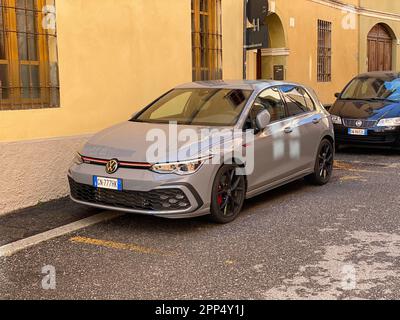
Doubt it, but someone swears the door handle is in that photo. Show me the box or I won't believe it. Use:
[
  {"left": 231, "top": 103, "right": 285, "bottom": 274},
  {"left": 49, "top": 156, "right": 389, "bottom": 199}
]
[
  {"left": 284, "top": 127, "right": 293, "bottom": 134},
  {"left": 312, "top": 118, "right": 321, "bottom": 124}
]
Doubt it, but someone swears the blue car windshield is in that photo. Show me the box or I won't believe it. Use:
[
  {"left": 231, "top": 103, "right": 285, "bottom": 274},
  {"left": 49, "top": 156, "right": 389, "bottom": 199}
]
[
  {"left": 133, "top": 88, "right": 253, "bottom": 126},
  {"left": 341, "top": 76, "right": 400, "bottom": 102}
]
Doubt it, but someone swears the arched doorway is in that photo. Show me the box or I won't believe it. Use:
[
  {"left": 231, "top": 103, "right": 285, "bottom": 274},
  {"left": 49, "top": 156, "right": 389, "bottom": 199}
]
[
  {"left": 246, "top": 13, "right": 287, "bottom": 80},
  {"left": 260, "top": 13, "right": 287, "bottom": 80},
  {"left": 367, "top": 24, "right": 394, "bottom": 72}
]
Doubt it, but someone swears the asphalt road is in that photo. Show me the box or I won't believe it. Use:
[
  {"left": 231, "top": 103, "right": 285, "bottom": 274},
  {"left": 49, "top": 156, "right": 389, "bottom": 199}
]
[{"left": 1, "top": 147, "right": 399, "bottom": 300}]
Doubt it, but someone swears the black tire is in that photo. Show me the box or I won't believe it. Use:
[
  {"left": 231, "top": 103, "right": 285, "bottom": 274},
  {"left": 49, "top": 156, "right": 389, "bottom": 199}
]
[
  {"left": 210, "top": 165, "right": 246, "bottom": 224},
  {"left": 306, "top": 139, "right": 334, "bottom": 186}
]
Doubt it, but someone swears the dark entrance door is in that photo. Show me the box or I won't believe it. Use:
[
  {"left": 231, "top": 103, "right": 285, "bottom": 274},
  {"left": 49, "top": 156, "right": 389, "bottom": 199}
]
[
  {"left": 256, "top": 49, "right": 262, "bottom": 79},
  {"left": 368, "top": 24, "right": 393, "bottom": 72}
]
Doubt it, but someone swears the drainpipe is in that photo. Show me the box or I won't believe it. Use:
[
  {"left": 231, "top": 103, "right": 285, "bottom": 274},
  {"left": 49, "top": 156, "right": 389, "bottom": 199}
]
[{"left": 243, "top": 0, "right": 247, "bottom": 79}]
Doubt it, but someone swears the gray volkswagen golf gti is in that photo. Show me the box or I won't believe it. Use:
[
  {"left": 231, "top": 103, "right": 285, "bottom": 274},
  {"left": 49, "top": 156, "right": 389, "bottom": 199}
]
[{"left": 69, "top": 81, "right": 335, "bottom": 223}]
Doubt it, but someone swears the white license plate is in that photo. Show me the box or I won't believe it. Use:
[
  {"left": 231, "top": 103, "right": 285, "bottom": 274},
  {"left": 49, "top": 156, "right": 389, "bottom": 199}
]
[
  {"left": 93, "top": 176, "right": 122, "bottom": 191},
  {"left": 348, "top": 128, "right": 368, "bottom": 136}
]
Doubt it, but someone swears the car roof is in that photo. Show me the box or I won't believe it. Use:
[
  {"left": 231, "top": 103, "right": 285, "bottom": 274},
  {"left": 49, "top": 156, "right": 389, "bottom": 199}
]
[
  {"left": 356, "top": 71, "right": 400, "bottom": 78},
  {"left": 175, "top": 80, "right": 304, "bottom": 92}
]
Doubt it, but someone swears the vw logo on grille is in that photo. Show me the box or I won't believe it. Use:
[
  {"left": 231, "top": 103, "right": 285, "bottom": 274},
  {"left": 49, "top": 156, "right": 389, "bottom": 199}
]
[
  {"left": 105, "top": 159, "right": 119, "bottom": 174},
  {"left": 355, "top": 120, "right": 363, "bottom": 128}
]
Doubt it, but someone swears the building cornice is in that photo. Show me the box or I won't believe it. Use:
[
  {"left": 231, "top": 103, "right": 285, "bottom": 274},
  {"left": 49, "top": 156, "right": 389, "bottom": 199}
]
[{"left": 309, "top": 0, "right": 400, "bottom": 22}]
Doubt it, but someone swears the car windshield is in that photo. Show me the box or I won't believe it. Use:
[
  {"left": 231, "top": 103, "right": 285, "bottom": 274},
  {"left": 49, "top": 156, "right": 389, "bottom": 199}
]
[
  {"left": 133, "top": 88, "right": 253, "bottom": 126},
  {"left": 341, "top": 75, "right": 400, "bottom": 102}
]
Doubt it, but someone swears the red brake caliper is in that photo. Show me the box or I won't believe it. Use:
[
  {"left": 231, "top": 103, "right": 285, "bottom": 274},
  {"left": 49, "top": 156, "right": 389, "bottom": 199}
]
[{"left": 217, "top": 185, "right": 223, "bottom": 205}]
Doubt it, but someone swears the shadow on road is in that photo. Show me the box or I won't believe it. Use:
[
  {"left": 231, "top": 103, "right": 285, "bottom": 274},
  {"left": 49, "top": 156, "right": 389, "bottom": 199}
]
[
  {"left": 337, "top": 145, "right": 400, "bottom": 157},
  {"left": 102, "top": 179, "right": 310, "bottom": 235}
]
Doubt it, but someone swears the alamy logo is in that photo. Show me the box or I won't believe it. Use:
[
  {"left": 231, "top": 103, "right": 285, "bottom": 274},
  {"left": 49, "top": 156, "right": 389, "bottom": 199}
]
[
  {"left": 42, "top": 5, "right": 56, "bottom": 30},
  {"left": 341, "top": 265, "right": 357, "bottom": 291},
  {"left": 145, "top": 123, "right": 256, "bottom": 175},
  {"left": 42, "top": 265, "right": 56, "bottom": 290},
  {"left": 341, "top": 7, "right": 357, "bottom": 30}
]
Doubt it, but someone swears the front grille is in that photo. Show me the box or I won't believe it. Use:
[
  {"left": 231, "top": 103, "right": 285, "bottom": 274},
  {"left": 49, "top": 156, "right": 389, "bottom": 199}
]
[
  {"left": 81, "top": 156, "right": 152, "bottom": 170},
  {"left": 69, "top": 177, "right": 191, "bottom": 212},
  {"left": 343, "top": 119, "right": 377, "bottom": 128}
]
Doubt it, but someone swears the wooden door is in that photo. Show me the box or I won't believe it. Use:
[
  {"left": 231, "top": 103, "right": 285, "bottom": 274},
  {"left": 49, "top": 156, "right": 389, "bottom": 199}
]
[{"left": 368, "top": 24, "right": 393, "bottom": 72}]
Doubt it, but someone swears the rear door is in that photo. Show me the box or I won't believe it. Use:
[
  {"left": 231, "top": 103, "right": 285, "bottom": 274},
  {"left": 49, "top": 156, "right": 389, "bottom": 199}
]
[{"left": 278, "top": 85, "right": 323, "bottom": 173}]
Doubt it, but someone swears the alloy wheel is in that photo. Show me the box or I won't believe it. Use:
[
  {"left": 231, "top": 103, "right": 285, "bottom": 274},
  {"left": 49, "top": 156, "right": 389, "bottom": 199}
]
[
  {"left": 318, "top": 142, "right": 334, "bottom": 181},
  {"left": 215, "top": 167, "right": 246, "bottom": 218}
]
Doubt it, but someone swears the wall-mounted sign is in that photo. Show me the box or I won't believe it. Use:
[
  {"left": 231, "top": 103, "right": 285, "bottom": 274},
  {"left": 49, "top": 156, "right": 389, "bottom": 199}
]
[
  {"left": 245, "top": 25, "right": 269, "bottom": 50},
  {"left": 273, "top": 65, "right": 284, "bottom": 80},
  {"left": 245, "top": 0, "right": 269, "bottom": 50},
  {"left": 246, "top": 0, "right": 269, "bottom": 23}
]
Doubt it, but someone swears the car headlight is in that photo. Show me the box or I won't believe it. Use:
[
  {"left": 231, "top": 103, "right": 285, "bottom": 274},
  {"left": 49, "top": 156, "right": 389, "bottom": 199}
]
[
  {"left": 72, "top": 152, "right": 83, "bottom": 165},
  {"left": 331, "top": 115, "right": 342, "bottom": 125},
  {"left": 377, "top": 117, "right": 400, "bottom": 127},
  {"left": 151, "top": 156, "right": 211, "bottom": 175}
]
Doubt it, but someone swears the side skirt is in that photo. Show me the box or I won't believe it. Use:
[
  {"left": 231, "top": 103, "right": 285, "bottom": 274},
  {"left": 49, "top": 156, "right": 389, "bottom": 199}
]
[{"left": 245, "top": 169, "right": 313, "bottom": 199}]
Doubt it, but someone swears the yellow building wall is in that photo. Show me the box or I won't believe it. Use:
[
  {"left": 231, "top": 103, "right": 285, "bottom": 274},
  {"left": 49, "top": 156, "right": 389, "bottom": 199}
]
[
  {"left": 0, "top": 0, "right": 244, "bottom": 143},
  {"left": 360, "top": 0, "right": 399, "bottom": 13},
  {"left": 285, "top": 0, "right": 359, "bottom": 104},
  {"left": 222, "top": 0, "right": 244, "bottom": 80}
]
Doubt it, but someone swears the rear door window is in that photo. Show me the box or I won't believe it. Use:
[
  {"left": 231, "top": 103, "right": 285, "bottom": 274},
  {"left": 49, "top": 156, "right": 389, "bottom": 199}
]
[{"left": 280, "top": 85, "right": 315, "bottom": 117}]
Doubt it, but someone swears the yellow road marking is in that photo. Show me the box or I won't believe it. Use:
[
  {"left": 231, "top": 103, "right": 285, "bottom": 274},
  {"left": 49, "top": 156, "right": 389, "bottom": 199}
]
[
  {"left": 334, "top": 160, "right": 381, "bottom": 173},
  {"left": 70, "top": 236, "right": 170, "bottom": 256},
  {"left": 340, "top": 175, "right": 361, "bottom": 182},
  {"left": 339, "top": 175, "right": 367, "bottom": 182},
  {"left": 334, "top": 160, "right": 354, "bottom": 170}
]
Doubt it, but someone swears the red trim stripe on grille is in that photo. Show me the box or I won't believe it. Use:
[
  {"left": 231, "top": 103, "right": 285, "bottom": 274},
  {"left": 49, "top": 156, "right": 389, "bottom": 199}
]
[
  {"left": 81, "top": 156, "right": 152, "bottom": 169},
  {"left": 119, "top": 161, "right": 152, "bottom": 168},
  {"left": 81, "top": 156, "right": 108, "bottom": 164}
]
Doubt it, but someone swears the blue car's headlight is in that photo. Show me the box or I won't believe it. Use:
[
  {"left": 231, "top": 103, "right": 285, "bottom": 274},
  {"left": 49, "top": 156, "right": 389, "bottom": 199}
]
[{"left": 377, "top": 117, "right": 400, "bottom": 127}]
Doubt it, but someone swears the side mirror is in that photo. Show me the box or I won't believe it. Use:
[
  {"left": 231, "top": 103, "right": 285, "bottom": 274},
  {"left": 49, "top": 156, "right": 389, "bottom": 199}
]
[
  {"left": 256, "top": 110, "right": 271, "bottom": 131},
  {"left": 334, "top": 92, "right": 341, "bottom": 99}
]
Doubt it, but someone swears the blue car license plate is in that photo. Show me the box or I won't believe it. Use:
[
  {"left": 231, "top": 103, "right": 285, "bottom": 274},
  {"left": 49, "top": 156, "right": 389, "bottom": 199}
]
[
  {"left": 93, "top": 176, "right": 123, "bottom": 191},
  {"left": 348, "top": 128, "right": 368, "bottom": 136}
]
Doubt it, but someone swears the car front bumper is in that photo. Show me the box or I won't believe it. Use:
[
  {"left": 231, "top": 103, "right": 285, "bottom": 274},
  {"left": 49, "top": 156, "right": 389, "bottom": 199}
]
[
  {"left": 334, "top": 124, "right": 400, "bottom": 147},
  {"left": 68, "top": 163, "right": 216, "bottom": 219}
]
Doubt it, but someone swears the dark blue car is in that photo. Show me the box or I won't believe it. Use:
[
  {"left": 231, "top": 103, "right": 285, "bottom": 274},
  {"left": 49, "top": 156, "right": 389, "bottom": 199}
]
[{"left": 330, "top": 72, "right": 400, "bottom": 149}]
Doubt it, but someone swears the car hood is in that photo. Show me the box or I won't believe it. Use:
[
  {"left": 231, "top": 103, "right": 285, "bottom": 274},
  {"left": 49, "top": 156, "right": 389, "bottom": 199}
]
[
  {"left": 81, "top": 121, "right": 239, "bottom": 163},
  {"left": 330, "top": 99, "right": 400, "bottom": 120}
]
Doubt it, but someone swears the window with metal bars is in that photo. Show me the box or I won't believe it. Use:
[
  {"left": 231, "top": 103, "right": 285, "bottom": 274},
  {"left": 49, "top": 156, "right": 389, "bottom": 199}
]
[
  {"left": 0, "top": 0, "right": 59, "bottom": 111},
  {"left": 191, "top": 0, "right": 222, "bottom": 81},
  {"left": 317, "top": 20, "right": 332, "bottom": 83}
]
